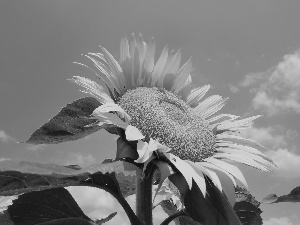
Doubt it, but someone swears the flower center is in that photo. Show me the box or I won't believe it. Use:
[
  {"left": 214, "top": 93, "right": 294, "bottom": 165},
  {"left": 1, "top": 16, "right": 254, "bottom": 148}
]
[{"left": 118, "top": 87, "right": 216, "bottom": 161}]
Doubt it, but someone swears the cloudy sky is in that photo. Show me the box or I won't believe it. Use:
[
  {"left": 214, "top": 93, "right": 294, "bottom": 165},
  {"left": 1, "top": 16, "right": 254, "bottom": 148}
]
[{"left": 1, "top": 0, "right": 300, "bottom": 224}]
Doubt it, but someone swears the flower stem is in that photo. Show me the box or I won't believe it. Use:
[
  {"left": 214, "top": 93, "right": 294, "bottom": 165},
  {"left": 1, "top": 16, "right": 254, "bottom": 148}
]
[{"left": 136, "top": 163, "right": 157, "bottom": 225}]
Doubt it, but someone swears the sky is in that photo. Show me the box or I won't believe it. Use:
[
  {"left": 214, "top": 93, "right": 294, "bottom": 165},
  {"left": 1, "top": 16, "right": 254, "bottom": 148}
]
[{"left": 1, "top": 0, "right": 300, "bottom": 224}]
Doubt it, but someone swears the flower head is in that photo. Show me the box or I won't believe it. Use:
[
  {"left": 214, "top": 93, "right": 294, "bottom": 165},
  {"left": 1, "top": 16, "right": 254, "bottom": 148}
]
[{"left": 71, "top": 33, "right": 276, "bottom": 197}]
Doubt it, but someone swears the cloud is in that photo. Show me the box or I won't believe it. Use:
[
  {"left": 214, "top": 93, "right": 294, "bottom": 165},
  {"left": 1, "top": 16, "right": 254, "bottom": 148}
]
[
  {"left": 240, "top": 125, "right": 299, "bottom": 150},
  {"left": 26, "top": 144, "right": 47, "bottom": 151},
  {"left": 267, "top": 149, "right": 300, "bottom": 178},
  {"left": 228, "top": 84, "right": 239, "bottom": 93},
  {"left": 0, "top": 130, "right": 16, "bottom": 143},
  {"left": 239, "top": 51, "right": 300, "bottom": 115},
  {"left": 66, "top": 187, "right": 171, "bottom": 225},
  {"left": 66, "top": 153, "right": 96, "bottom": 167},
  {"left": 263, "top": 216, "right": 294, "bottom": 225},
  {"left": 0, "top": 157, "right": 11, "bottom": 161}
]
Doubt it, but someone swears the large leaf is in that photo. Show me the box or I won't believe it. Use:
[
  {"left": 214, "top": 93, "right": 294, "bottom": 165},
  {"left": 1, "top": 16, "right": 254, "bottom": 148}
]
[
  {"left": 1, "top": 188, "right": 96, "bottom": 225},
  {"left": 170, "top": 174, "right": 242, "bottom": 225},
  {"left": 234, "top": 187, "right": 262, "bottom": 225},
  {"left": 0, "top": 160, "right": 144, "bottom": 225},
  {"left": 26, "top": 97, "right": 102, "bottom": 144},
  {"left": 0, "top": 160, "right": 138, "bottom": 198},
  {"left": 262, "top": 186, "right": 300, "bottom": 203}
]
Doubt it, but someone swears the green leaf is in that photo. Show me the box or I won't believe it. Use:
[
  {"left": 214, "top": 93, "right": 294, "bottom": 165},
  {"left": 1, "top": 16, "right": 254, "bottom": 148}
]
[
  {"left": 0, "top": 160, "right": 144, "bottom": 225},
  {"left": 234, "top": 187, "right": 262, "bottom": 225},
  {"left": 116, "top": 137, "right": 139, "bottom": 160},
  {"left": 262, "top": 186, "right": 300, "bottom": 203},
  {"left": 170, "top": 174, "right": 242, "bottom": 225},
  {"left": 160, "top": 200, "right": 201, "bottom": 225},
  {"left": 0, "top": 160, "right": 139, "bottom": 198},
  {"left": 25, "top": 97, "right": 102, "bottom": 144},
  {"left": 2, "top": 188, "right": 96, "bottom": 225}
]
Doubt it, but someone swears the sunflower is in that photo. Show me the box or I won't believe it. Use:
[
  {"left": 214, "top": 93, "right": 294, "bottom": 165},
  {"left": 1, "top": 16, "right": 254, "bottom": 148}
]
[{"left": 70, "top": 33, "right": 275, "bottom": 197}]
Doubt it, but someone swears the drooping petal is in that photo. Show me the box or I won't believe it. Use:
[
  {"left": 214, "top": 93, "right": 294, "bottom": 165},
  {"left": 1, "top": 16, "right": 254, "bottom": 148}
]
[
  {"left": 165, "top": 153, "right": 206, "bottom": 195},
  {"left": 165, "top": 153, "right": 193, "bottom": 189},
  {"left": 93, "top": 102, "right": 130, "bottom": 122},
  {"left": 69, "top": 76, "right": 114, "bottom": 104},
  {"left": 136, "top": 139, "right": 157, "bottom": 163},
  {"left": 187, "top": 161, "right": 223, "bottom": 192},
  {"left": 198, "top": 161, "right": 237, "bottom": 187},
  {"left": 125, "top": 125, "right": 145, "bottom": 141},
  {"left": 204, "top": 158, "right": 248, "bottom": 188}
]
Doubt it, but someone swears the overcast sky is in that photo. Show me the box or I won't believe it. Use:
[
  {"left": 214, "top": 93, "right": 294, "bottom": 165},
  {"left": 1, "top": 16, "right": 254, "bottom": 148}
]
[{"left": 1, "top": 1, "right": 300, "bottom": 224}]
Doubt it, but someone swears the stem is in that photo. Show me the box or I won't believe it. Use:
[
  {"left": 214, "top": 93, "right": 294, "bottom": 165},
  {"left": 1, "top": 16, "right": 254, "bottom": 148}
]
[
  {"left": 136, "top": 163, "right": 157, "bottom": 225},
  {"left": 160, "top": 211, "right": 189, "bottom": 225}
]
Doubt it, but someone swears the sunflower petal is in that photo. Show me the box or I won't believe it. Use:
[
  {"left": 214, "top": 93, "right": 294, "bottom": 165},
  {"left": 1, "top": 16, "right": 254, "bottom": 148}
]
[
  {"left": 120, "top": 35, "right": 130, "bottom": 64},
  {"left": 70, "top": 76, "right": 114, "bottom": 104},
  {"left": 166, "top": 154, "right": 206, "bottom": 195},
  {"left": 207, "top": 114, "right": 239, "bottom": 124},
  {"left": 176, "top": 74, "right": 193, "bottom": 100},
  {"left": 197, "top": 161, "right": 237, "bottom": 187},
  {"left": 212, "top": 153, "right": 271, "bottom": 171},
  {"left": 217, "top": 115, "right": 262, "bottom": 131},
  {"left": 186, "top": 85, "right": 210, "bottom": 107},
  {"left": 188, "top": 162, "right": 223, "bottom": 192},
  {"left": 204, "top": 158, "right": 248, "bottom": 188},
  {"left": 215, "top": 148, "right": 275, "bottom": 169},
  {"left": 125, "top": 125, "right": 145, "bottom": 141},
  {"left": 101, "top": 47, "right": 126, "bottom": 91},
  {"left": 84, "top": 54, "right": 121, "bottom": 93},
  {"left": 151, "top": 46, "right": 169, "bottom": 86},
  {"left": 143, "top": 37, "right": 155, "bottom": 86},
  {"left": 216, "top": 133, "right": 268, "bottom": 152},
  {"left": 165, "top": 153, "right": 193, "bottom": 189},
  {"left": 136, "top": 139, "right": 158, "bottom": 163},
  {"left": 93, "top": 103, "right": 130, "bottom": 122},
  {"left": 193, "top": 95, "right": 223, "bottom": 114},
  {"left": 216, "top": 142, "right": 266, "bottom": 156},
  {"left": 201, "top": 97, "right": 229, "bottom": 119},
  {"left": 170, "top": 58, "right": 193, "bottom": 93}
]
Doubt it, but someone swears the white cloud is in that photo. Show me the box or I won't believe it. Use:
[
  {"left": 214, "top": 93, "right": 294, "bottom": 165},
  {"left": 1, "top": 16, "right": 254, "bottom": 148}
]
[
  {"left": 240, "top": 51, "right": 300, "bottom": 115},
  {"left": 240, "top": 125, "right": 299, "bottom": 150},
  {"left": 228, "top": 84, "right": 239, "bottom": 93},
  {"left": 239, "top": 71, "right": 268, "bottom": 87},
  {"left": 66, "top": 153, "right": 96, "bottom": 167},
  {"left": 26, "top": 144, "right": 47, "bottom": 151},
  {"left": 66, "top": 187, "right": 172, "bottom": 225},
  {"left": 0, "top": 157, "right": 11, "bottom": 161},
  {"left": 267, "top": 149, "right": 300, "bottom": 178},
  {"left": 263, "top": 216, "right": 294, "bottom": 225},
  {"left": 0, "top": 130, "right": 16, "bottom": 143}
]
